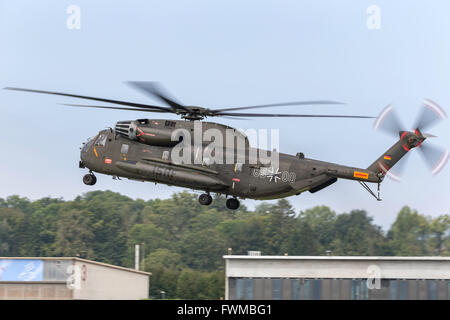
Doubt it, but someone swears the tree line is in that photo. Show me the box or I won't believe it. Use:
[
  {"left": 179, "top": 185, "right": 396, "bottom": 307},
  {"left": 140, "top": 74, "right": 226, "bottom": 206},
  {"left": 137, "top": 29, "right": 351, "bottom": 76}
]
[{"left": 0, "top": 190, "right": 448, "bottom": 299}]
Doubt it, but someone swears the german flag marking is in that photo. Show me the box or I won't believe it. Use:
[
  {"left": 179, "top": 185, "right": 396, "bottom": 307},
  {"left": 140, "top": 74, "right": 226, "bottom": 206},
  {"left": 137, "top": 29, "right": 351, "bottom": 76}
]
[
  {"left": 353, "top": 171, "right": 369, "bottom": 179},
  {"left": 383, "top": 155, "right": 392, "bottom": 160}
]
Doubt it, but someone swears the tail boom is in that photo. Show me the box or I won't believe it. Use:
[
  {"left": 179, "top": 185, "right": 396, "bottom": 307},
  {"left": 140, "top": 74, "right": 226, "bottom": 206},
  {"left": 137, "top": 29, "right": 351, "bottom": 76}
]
[{"left": 367, "top": 130, "right": 425, "bottom": 178}]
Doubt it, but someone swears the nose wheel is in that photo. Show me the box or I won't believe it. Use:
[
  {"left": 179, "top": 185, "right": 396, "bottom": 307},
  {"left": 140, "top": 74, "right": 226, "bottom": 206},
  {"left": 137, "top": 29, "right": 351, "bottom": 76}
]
[
  {"left": 83, "top": 173, "right": 97, "bottom": 186},
  {"left": 198, "top": 193, "right": 213, "bottom": 206},
  {"left": 226, "top": 198, "right": 240, "bottom": 210}
]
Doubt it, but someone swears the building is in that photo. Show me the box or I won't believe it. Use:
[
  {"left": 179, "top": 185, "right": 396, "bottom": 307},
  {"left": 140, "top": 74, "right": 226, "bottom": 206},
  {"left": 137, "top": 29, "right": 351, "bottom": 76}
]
[
  {"left": 0, "top": 257, "right": 151, "bottom": 300},
  {"left": 224, "top": 255, "right": 450, "bottom": 300}
]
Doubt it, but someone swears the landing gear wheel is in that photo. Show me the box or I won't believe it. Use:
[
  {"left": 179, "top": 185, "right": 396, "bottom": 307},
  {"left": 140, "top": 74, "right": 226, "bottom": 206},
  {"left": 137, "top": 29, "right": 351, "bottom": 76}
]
[
  {"left": 83, "top": 174, "right": 97, "bottom": 186},
  {"left": 226, "top": 198, "right": 240, "bottom": 210},
  {"left": 199, "top": 193, "right": 213, "bottom": 206}
]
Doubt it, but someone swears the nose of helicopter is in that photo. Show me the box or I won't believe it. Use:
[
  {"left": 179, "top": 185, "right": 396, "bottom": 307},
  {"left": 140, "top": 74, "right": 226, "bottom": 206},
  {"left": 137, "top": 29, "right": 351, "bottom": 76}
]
[
  {"left": 80, "top": 145, "right": 87, "bottom": 162},
  {"left": 79, "top": 143, "right": 88, "bottom": 168},
  {"left": 79, "top": 136, "right": 96, "bottom": 167}
]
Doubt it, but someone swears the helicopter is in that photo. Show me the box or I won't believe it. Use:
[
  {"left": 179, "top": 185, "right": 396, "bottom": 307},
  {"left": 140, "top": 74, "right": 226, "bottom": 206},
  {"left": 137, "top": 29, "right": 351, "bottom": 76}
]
[{"left": 4, "top": 83, "right": 447, "bottom": 210}]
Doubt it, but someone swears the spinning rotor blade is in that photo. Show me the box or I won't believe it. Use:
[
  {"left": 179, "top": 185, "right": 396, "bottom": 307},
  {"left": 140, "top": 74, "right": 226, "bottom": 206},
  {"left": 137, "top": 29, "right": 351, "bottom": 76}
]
[
  {"left": 59, "top": 103, "right": 171, "bottom": 113},
  {"left": 126, "top": 81, "right": 189, "bottom": 112},
  {"left": 212, "top": 100, "right": 345, "bottom": 113},
  {"left": 214, "top": 112, "right": 374, "bottom": 119},
  {"left": 4, "top": 87, "right": 172, "bottom": 112},
  {"left": 414, "top": 99, "right": 447, "bottom": 131},
  {"left": 384, "top": 150, "right": 412, "bottom": 182},
  {"left": 373, "top": 104, "right": 404, "bottom": 137},
  {"left": 218, "top": 116, "right": 252, "bottom": 120},
  {"left": 5, "top": 84, "right": 374, "bottom": 120},
  {"left": 417, "top": 143, "right": 449, "bottom": 175}
]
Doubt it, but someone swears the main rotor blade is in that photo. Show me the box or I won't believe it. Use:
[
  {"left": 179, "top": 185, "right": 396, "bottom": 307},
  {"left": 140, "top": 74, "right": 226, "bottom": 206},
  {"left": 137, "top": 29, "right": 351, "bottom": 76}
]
[
  {"left": 59, "top": 103, "right": 172, "bottom": 113},
  {"left": 217, "top": 115, "right": 252, "bottom": 120},
  {"left": 215, "top": 112, "right": 374, "bottom": 119},
  {"left": 212, "top": 100, "right": 345, "bottom": 113},
  {"left": 417, "top": 143, "right": 449, "bottom": 175},
  {"left": 373, "top": 104, "right": 404, "bottom": 137},
  {"left": 414, "top": 99, "right": 447, "bottom": 131},
  {"left": 126, "top": 81, "right": 189, "bottom": 112},
  {"left": 4, "top": 87, "right": 173, "bottom": 112}
]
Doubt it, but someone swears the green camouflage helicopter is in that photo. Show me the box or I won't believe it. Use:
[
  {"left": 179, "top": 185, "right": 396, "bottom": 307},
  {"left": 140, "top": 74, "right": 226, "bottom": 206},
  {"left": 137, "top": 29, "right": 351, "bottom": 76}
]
[{"left": 5, "top": 83, "right": 447, "bottom": 209}]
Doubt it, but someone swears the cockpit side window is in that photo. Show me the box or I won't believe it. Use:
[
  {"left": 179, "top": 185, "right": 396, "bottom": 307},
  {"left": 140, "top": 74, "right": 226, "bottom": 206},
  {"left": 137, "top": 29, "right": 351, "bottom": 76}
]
[
  {"left": 82, "top": 136, "right": 96, "bottom": 153},
  {"left": 95, "top": 134, "right": 107, "bottom": 147},
  {"left": 120, "top": 144, "right": 129, "bottom": 154}
]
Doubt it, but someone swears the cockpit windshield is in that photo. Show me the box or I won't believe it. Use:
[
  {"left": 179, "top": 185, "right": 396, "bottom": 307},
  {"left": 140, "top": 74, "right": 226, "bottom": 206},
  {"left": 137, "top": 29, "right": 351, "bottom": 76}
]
[
  {"left": 95, "top": 134, "right": 107, "bottom": 147},
  {"left": 82, "top": 136, "right": 96, "bottom": 153}
]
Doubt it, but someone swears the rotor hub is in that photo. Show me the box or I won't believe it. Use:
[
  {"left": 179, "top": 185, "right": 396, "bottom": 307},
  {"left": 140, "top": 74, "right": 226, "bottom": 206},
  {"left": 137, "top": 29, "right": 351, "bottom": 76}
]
[{"left": 399, "top": 130, "right": 425, "bottom": 150}]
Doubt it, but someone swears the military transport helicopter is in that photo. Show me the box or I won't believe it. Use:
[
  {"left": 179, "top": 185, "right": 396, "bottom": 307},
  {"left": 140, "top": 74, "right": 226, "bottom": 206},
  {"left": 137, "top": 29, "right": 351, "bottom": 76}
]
[{"left": 4, "top": 83, "right": 447, "bottom": 209}]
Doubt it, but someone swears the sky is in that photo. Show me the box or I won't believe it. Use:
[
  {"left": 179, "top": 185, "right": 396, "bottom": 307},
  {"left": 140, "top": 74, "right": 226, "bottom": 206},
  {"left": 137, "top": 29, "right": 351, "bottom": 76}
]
[{"left": 0, "top": 0, "right": 449, "bottom": 230}]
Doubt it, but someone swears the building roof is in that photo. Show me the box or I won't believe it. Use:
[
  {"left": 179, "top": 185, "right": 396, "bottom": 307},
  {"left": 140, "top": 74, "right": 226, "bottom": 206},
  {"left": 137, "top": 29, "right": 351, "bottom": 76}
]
[
  {"left": 0, "top": 257, "right": 151, "bottom": 276},
  {"left": 223, "top": 255, "right": 450, "bottom": 261},
  {"left": 223, "top": 255, "right": 450, "bottom": 279}
]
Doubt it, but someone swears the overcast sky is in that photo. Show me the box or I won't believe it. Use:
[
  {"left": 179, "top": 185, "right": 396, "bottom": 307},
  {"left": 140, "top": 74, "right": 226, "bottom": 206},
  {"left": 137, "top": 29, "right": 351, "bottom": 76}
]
[{"left": 1, "top": 0, "right": 449, "bottom": 230}]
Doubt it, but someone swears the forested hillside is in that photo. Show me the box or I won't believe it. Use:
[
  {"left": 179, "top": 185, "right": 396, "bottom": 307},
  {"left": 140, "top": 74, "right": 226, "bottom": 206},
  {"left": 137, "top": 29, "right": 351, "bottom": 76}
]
[{"left": 0, "top": 191, "right": 448, "bottom": 299}]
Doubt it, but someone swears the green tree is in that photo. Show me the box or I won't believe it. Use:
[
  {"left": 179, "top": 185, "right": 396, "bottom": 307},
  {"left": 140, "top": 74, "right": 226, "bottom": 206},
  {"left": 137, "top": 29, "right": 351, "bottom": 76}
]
[
  {"left": 388, "top": 206, "right": 430, "bottom": 255},
  {"left": 428, "top": 215, "right": 449, "bottom": 255},
  {"left": 142, "top": 249, "right": 183, "bottom": 299},
  {"left": 176, "top": 269, "right": 209, "bottom": 299},
  {"left": 179, "top": 228, "right": 227, "bottom": 270},
  {"left": 286, "top": 220, "right": 321, "bottom": 255},
  {"left": 299, "top": 206, "right": 337, "bottom": 251},
  {"left": 0, "top": 219, "right": 11, "bottom": 255},
  {"left": 218, "top": 215, "right": 272, "bottom": 255},
  {"left": 331, "top": 209, "right": 385, "bottom": 255},
  {"left": 54, "top": 209, "right": 95, "bottom": 258}
]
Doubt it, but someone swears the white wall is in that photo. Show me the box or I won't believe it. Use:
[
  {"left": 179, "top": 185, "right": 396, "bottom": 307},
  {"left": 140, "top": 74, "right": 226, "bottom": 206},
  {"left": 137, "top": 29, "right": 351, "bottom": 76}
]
[
  {"left": 72, "top": 260, "right": 149, "bottom": 300},
  {"left": 225, "top": 256, "right": 450, "bottom": 280}
]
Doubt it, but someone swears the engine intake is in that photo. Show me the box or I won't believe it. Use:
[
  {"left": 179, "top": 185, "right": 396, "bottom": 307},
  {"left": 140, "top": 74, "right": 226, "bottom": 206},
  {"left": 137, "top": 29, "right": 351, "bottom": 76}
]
[{"left": 115, "top": 120, "right": 181, "bottom": 147}]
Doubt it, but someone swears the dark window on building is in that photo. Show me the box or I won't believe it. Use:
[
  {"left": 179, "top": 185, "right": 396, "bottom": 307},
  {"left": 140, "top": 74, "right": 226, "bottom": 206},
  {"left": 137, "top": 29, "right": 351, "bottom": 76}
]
[
  {"left": 236, "top": 279, "right": 245, "bottom": 300},
  {"left": 428, "top": 280, "right": 437, "bottom": 300},
  {"left": 292, "top": 279, "right": 300, "bottom": 300},
  {"left": 351, "top": 280, "right": 367, "bottom": 300},
  {"left": 301, "top": 279, "right": 311, "bottom": 300},
  {"left": 389, "top": 280, "right": 398, "bottom": 300},
  {"left": 313, "top": 279, "right": 322, "bottom": 300},
  {"left": 273, "top": 279, "right": 282, "bottom": 300},
  {"left": 360, "top": 280, "right": 368, "bottom": 300},
  {"left": 399, "top": 280, "right": 408, "bottom": 300},
  {"left": 245, "top": 279, "right": 254, "bottom": 300},
  {"left": 228, "top": 278, "right": 236, "bottom": 300}
]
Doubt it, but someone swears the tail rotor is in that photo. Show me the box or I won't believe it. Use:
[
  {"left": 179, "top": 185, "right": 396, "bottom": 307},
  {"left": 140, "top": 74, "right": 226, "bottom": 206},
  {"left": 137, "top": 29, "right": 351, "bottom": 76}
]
[{"left": 374, "top": 99, "right": 448, "bottom": 180}]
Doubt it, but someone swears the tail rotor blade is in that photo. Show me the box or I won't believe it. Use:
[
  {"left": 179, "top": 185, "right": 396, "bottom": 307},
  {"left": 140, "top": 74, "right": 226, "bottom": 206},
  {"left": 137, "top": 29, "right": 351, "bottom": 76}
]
[
  {"left": 414, "top": 99, "right": 447, "bottom": 131},
  {"left": 385, "top": 150, "right": 412, "bottom": 182},
  {"left": 417, "top": 143, "right": 449, "bottom": 175},
  {"left": 373, "top": 104, "right": 404, "bottom": 137}
]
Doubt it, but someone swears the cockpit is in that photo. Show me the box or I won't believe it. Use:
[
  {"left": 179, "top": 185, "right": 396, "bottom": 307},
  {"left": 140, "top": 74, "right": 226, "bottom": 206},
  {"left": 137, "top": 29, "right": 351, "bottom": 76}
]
[{"left": 81, "top": 135, "right": 96, "bottom": 154}]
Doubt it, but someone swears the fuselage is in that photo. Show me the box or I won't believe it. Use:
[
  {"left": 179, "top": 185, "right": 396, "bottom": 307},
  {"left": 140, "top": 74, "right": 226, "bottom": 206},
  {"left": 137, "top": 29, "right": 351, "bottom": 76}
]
[{"left": 80, "top": 119, "right": 381, "bottom": 200}]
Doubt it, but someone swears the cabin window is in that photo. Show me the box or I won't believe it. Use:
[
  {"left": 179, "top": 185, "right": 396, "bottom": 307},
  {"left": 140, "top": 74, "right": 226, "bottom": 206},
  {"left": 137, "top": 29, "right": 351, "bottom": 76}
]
[
  {"left": 95, "top": 134, "right": 107, "bottom": 147},
  {"left": 235, "top": 163, "right": 243, "bottom": 172},
  {"left": 162, "top": 151, "right": 170, "bottom": 160},
  {"left": 120, "top": 144, "right": 129, "bottom": 154}
]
